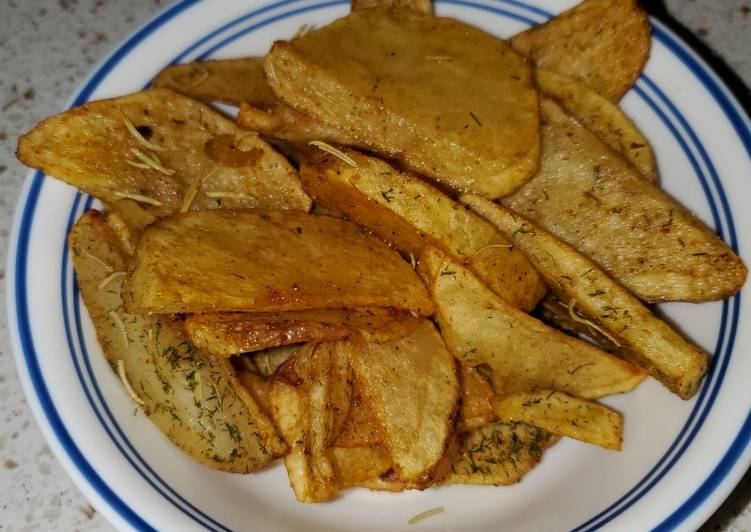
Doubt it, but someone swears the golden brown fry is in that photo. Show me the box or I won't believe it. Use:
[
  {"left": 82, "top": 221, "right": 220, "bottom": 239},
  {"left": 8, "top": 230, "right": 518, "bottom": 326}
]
[
  {"left": 104, "top": 199, "right": 157, "bottom": 255},
  {"left": 503, "top": 99, "right": 746, "bottom": 303},
  {"left": 237, "top": 370, "right": 273, "bottom": 417},
  {"left": 419, "top": 246, "right": 644, "bottom": 399},
  {"left": 70, "top": 210, "right": 285, "bottom": 473},
  {"left": 153, "top": 58, "right": 276, "bottom": 107},
  {"left": 492, "top": 390, "right": 623, "bottom": 451},
  {"left": 456, "top": 366, "right": 495, "bottom": 433},
  {"left": 510, "top": 0, "right": 650, "bottom": 101},
  {"left": 463, "top": 194, "right": 710, "bottom": 399},
  {"left": 184, "top": 307, "right": 421, "bottom": 357},
  {"left": 351, "top": 0, "right": 432, "bottom": 13},
  {"left": 124, "top": 209, "right": 434, "bottom": 316},
  {"left": 346, "top": 320, "right": 459, "bottom": 487},
  {"left": 444, "top": 422, "right": 557, "bottom": 486},
  {"left": 299, "top": 147, "right": 546, "bottom": 311},
  {"left": 330, "top": 446, "right": 403, "bottom": 491},
  {"left": 265, "top": 9, "right": 540, "bottom": 198},
  {"left": 17, "top": 88, "right": 311, "bottom": 216},
  {"left": 535, "top": 69, "right": 657, "bottom": 182}
]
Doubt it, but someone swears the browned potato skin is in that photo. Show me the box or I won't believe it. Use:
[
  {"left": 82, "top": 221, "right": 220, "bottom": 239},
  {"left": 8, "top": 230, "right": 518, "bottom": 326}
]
[
  {"left": 351, "top": 0, "right": 432, "bottom": 13},
  {"left": 299, "top": 147, "right": 546, "bottom": 312},
  {"left": 345, "top": 320, "right": 459, "bottom": 488},
  {"left": 444, "top": 421, "right": 557, "bottom": 486},
  {"left": 184, "top": 307, "right": 422, "bottom": 357},
  {"left": 70, "top": 210, "right": 285, "bottom": 473},
  {"left": 124, "top": 209, "right": 434, "bottom": 316},
  {"left": 456, "top": 366, "right": 495, "bottom": 433},
  {"left": 504, "top": 99, "right": 747, "bottom": 303},
  {"left": 153, "top": 58, "right": 277, "bottom": 107},
  {"left": 463, "top": 194, "right": 710, "bottom": 399},
  {"left": 17, "top": 88, "right": 311, "bottom": 216},
  {"left": 510, "top": 0, "right": 651, "bottom": 102},
  {"left": 535, "top": 69, "right": 658, "bottom": 182},
  {"left": 265, "top": 10, "right": 540, "bottom": 198},
  {"left": 493, "top": 391, "right": 623, "bottom": 451},
  {"left": 419, "top": 246, "right": 644, "bottom": 399}
]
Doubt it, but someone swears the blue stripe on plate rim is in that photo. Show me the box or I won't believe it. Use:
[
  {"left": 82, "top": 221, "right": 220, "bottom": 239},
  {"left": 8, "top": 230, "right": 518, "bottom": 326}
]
[{"left": 7, "top": 0, "right": 749, "bottom": 530}]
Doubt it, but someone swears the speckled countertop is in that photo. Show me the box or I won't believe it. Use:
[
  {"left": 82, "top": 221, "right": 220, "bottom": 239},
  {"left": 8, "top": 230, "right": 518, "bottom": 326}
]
[{"left": 0, "top": 1, "right": 749, "bottom": 531}]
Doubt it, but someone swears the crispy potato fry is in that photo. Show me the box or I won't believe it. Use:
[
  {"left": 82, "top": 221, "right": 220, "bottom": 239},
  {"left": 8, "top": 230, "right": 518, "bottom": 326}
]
[
  {"left": 124, "top": 209, "right": 433, "bottom": 315},
  {"left": 271, "top": 342, "right": 353, "bottom": 502},
  {"left": 510, "top": 0, "right": 650, "bottom": 101},
  {"left": 237, "top": 370, "right": 273, "bottom": 417},
  {"left": 17, "top": 88, "right": 311, "bottom": 216},
  {"left": 334, "top": 380, "right": 386, "bottom": 448},
  {"left": 237, "top": 102, "right": 360, "bottom": 145},
  {"left": 330, "top": 446, "right": 403, "bottom": 491},
  {"left": 70, "top": 210, "right": 285, "bottom": 473},
  {"left": 463, "top": 194, "right": 710, "bottom": 399},
  {"left": 104, "top": 199, "right": 157, "bottom": 255},
  {"left": 265, "top": 9, "right": 540, "bottom": 198},
  {"left": 299, "top": 147, "right": 546, "bottom": 311},
  {"left": 457, "top": 366, "right": 495, "bottom": 433},
  {"left": 503, "top": 99, "right": 747, "bottom": 303},
  {"left": 346, "top": 320, "right": 459, "bottom": 487},
  {"left": 444, "top": 422, "right": 556, "bottom": 486},
  {"left": 184, "top": 307, "right": 421, "bottom": 356},
  {"left": 351, "top": 0, "right": 432, "bottom": 13},
  {"left": 492, "top": 391, "right": 622, "bottom": 451},
  {"left": 538, "top": 293, "right": 620, "bottom": 352},
  {"left": 419, "top": 246, "right": 644, "bottom": 399},
  {"left": 153, "top": 58, "right": 276, "bottom": 107},
  {"left": 535, "top": 69, "right": 657, "bottom": 182}
]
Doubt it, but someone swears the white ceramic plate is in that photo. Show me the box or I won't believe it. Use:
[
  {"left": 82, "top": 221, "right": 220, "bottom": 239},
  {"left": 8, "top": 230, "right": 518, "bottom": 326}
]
[{"left": 8, "top": 0, "right": 751, "bottom": 530}]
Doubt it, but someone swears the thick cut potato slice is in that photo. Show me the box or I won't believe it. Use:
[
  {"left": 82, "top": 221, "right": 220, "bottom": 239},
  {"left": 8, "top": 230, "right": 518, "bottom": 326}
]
[
  {"left": 265, "top": 9, "right": 540, "bottom": 198},
  {"left": 334, "top": 381, "right": 386, "bottom": 448},
  {"left": 493, "top": 391, "right": 622, "bottom": 451},
  {"left": 153, "top": 58, "right": 277, "bottom": 107},
  {"left": 330, "top": 446, "right": 403, "bottom": 491},
  {"left": 444, "top": 422, "right": 557, "bottom": 486},
  {"left": 351, "top": 0, "right": 432, "bottom": 13},
  {"left": 184, "top": 307, "right": 421, "bottom": 357},
  {"left": 510, "top": 0, "right": 650, "bottom": 101},
  {"left": 70, "top": 210, "right": 285, "bottom": 473},
  {"left": 419, "top": 246, "right": 644, "bottom": 398},
  {"left": 299, "top": 147, "right": 546, "bottom": 311},
  {"left": 104, "top": 199, "right": 157, "bottom": 255},
  {"left": 503, "top": 99, "right": 747, "bottom": 303},
  {"left": 237, "top": 102, "right": 360, "bottom": 146},
  {"left": 457, "top": 366, "right": 495, "bottom": 433},
  {"left": 271, "top": 342, "right": 353, "bottom": 502},
  {"left": 463, "top": 195, "right": 710, "bottom": 399},
  {"left": 237, "top": 370, "right": 274, "bottom": 417},
  {"left": 124, "top": 209, "right": 433, "bottom": 315},
  {"left": 535, "top": 69, "right": 657, "bottom": 182},
  {"left": 346, "top": 320, "right": 459, "bottom": 487},
  {"left": 17, "top": 88, "right": 311, "bottom": 216}
]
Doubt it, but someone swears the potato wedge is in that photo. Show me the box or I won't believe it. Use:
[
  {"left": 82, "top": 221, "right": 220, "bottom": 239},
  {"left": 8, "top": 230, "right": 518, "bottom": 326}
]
[
  {"left": 351, "top": 0, "right": 432, "bottom": 14},
  {"left": 535, "top": 69, "right": 657, "bottom": 182},
  {"left": 17, "top": 88, "right": 311, "bottom": 216},
  {"left": 264, "top": 9, "right": 540, "bottom": 198},
  {"left": 510, "top": 0, "right": 650, "bottom": 101},
  {"left": 444, "top": 422, "right": 556, "bottom": 486},
  {"left": 237, "top": 370, "right": 273, "bottom": 417},
  {"left": 346, "top": 320, "right": 459, "bottom": 487},
  {"left": 104, "top": 199, "right": 157, "bottom": 255},
  {"left": 457, "top": 366, "right": 495, "bottom": 433},
  {"left": 237, "top": 102, "right": 360, "bottom": 146},
  {"left": 463, "top": 194, "right": 710, "bottom": 399},
  {"left": 299, "top": 147, "right": 546, "bottom": 311},
  {"left": 184, "top": 307, "right": 421, "bottom": 357},
  {"left": 271, "top": 342, "right": 353, "bottom": 502},
  {"left": 70, "top": 210, "right": 285, "bottom": 473},
  {"left": 419, "top": 246, "right": 644, "bottom": 399},
  {"left": 492, "top": 390, "right": 622, "bottom": 451},
  {"left": 503, "top": 99, "right": 747, "bottom": 303},
  {"left": 153, "top": 58, "right": 276, "bottom": 107},
  {"left": 330, "top": 446, "right": 403, "bottom": 491},
  {"left": 124, "top": 209, "right": 433, "bottom": 315}
]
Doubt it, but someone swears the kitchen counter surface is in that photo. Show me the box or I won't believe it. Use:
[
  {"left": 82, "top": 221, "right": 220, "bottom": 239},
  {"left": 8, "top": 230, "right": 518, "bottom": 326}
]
[{"left": 0, "top": 1, "right": 749, "bottom": 530}]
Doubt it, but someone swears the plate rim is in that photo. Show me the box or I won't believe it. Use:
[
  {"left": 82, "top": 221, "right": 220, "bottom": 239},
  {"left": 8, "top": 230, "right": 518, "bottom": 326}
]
[{"left": 7, "top": 1, "right": 751, "bottom": 531}]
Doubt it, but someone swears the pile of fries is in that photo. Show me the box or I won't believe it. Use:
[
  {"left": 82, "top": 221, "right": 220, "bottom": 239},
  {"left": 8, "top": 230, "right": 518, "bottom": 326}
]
[{"left": 17, "top": 0, "right": 746, "bottom": 504}]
